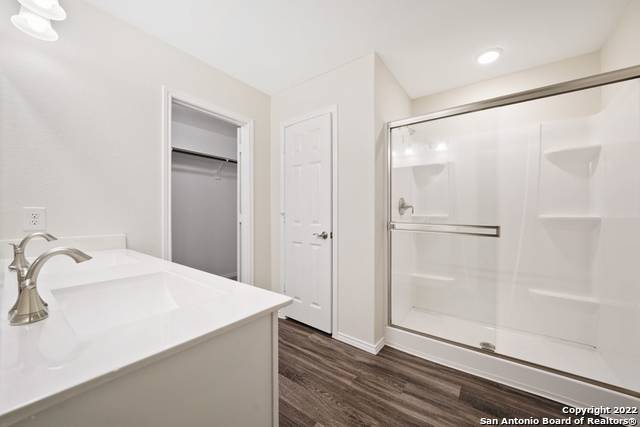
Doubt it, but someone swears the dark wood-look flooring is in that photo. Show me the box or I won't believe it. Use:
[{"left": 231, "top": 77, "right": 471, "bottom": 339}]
[{"left": 278, "top": 319, "right": 584, "bottom": 427}]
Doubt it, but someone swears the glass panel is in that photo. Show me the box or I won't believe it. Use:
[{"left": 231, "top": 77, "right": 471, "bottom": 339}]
[{"left": 389, "top": 78, "right": 640, "bottom": 393}]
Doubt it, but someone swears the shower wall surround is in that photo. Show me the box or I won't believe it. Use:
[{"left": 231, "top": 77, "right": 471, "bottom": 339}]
[{"left": 389, "top": 78, "right": 640, "bottom": 394}]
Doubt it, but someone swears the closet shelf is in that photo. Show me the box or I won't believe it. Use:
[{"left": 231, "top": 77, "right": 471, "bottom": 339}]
[
  {"left": 393, "top": 161, "right": 448, "bottom": 170},
  {"left": 543, "top": 145, "right": 601, "bottom": 164}
]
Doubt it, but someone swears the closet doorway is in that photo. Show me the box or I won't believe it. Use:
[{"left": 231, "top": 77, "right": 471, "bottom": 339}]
[{"left": 162, "top": 88, "right": 254, "bottom": 284}]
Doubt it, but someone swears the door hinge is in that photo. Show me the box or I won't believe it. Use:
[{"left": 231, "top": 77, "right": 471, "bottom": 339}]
[{"left": 330, "top": 232, "right": 333, "bottom": 239}]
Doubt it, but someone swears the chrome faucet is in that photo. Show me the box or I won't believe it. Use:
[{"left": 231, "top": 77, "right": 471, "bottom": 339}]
[
  {"left": 398, "top": 198, "right": 415, "bottom": 216},
  {"left": 9, "top": 247, "right": 92, "bottom": 326},
  {"left": 8, "top": 232, "right": 57, "bottom": 316}
]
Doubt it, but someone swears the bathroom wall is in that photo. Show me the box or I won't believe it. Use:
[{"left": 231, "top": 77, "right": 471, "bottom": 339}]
[
  {"left": 271, "top": 53, "right": 409, "bottom": 347},
  {"left": 271, "top": 54, "right": 378, "bottom": 345},
  {"left": 590, "top": 79, "right": 640, "bottom": 388},
  {"left": 374, "top": 56, "right": 412, "bottom": 341},
  {"left": 412, "top": 52, "right": 601, "bottom": 115},
  {"left": 600, "top": 0, "right": 640, "bottom": 72},
  {"left": 410, "top": 0, "right": 640, "bottom": 115},
  {"left": 594, "top": 0, "right": 640, "bottom": 387},
  {"left": 0, "top": 0, "right": 272, "bottom": 288}
]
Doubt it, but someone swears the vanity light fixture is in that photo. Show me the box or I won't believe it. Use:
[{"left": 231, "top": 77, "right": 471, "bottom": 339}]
[
  {"left": 477, "top": 48, "right": 502, "bottom": 65},
  {"left": 11, "top": 0, "right": 66, "bottom": 42},
  {"left": 18, "top": 0, "right": 66, "bottom": 20}
]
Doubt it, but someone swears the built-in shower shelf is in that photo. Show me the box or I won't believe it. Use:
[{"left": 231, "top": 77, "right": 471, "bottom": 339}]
[
  {"left": 393, "top": 161, "right": 448, "bottom": 170},
  {"left": 543, "top": 144, "right": 601, "bottom": 164},
  {"left": 529, "top": 288, "right": 599, "bottom": 305},
  {"left": 412, "top": 273, "right": 455, "bottom": 283},
  {"left": 538, "top": 215, "right": 602, "bottom": 227}
]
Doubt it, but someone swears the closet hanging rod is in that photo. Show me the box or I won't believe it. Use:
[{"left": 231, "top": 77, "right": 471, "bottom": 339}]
[{"left": 172, "top": 147, "right": 238, "bottom": 164}]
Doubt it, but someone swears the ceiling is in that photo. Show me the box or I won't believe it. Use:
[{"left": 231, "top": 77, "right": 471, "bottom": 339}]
[{"left": 82, "top": 0, "right": 630, "bottom": 98}]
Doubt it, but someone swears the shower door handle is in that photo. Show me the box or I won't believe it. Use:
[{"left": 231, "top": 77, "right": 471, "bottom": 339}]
[{"left": 313, "top": 231, "right": 329, "bottom": 240}]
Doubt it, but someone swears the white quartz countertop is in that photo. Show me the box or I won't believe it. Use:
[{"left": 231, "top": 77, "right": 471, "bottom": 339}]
[{"left": 0, "top": 249, "right": 291, "bottom": 423}]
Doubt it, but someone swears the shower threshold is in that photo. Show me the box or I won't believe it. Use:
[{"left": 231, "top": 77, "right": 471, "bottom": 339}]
[{"left": 397, "top": 307, "right": 639, "bottom": 393}]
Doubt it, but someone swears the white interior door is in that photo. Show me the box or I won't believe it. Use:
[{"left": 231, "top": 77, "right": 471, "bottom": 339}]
[{"left": 283, "top": 113, "right": 332, "bottom": 333}]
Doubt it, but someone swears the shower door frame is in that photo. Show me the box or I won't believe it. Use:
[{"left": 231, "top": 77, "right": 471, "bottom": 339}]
[{"left": 386, "top": 64, "right": 640, "bottom": 397}]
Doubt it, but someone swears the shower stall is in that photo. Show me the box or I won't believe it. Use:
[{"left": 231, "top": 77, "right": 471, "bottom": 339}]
[{"left": 387, "top": 65, "right": 640, "bottom": 397}]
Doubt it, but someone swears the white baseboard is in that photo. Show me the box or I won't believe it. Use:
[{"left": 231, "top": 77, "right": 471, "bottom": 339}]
[
  {"left": 373, "top": 337, "right": 385, "bottom": 354},
  {"left": 385, "top": 326, "right": 640, "bottom": 415},
  {"left": 333, "top": 332, "right": 385, "bottom": 355}
]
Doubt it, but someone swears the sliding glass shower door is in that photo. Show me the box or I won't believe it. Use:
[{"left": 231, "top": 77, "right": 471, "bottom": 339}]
[
  {"left": 390, "top": 116, "right": 504, "bottom": 351},
  {"left": 388, "top": 72, "right": 640, "bottom": 395}
]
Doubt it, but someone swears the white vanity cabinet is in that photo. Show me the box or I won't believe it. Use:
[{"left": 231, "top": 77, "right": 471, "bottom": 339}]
[{"left": 0, "top": 249, "right": 290, "bottom": 427}]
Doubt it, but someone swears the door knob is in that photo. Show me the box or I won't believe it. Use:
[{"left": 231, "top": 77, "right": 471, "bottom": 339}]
[{"left": 313, "top": 231, "right": 329, "bottom": 240}]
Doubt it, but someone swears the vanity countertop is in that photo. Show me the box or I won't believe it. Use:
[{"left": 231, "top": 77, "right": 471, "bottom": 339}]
[{"left": 0, "top": 249, "right": 291, "bottom": 423}]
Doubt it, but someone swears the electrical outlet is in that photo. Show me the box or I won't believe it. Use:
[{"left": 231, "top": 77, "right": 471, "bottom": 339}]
[{"left": 23, "top": 207, "right": 47, "bottom": 231}]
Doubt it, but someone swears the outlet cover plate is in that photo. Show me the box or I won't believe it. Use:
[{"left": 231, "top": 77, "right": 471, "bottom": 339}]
[{"left": 23, "top": 207, "right": 47, "bottom": 231}]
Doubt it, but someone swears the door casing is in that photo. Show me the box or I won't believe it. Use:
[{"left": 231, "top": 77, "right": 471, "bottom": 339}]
[{"left": 161, "top": 86, "right": 254, "bottom": 285}]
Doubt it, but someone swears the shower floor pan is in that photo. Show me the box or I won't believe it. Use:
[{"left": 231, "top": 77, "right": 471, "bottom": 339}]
[{"left": 397, "top": 307, "right": 639, "bottom": 393}]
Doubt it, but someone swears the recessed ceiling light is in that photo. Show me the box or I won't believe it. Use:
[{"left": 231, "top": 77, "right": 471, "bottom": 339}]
[{"left": 477, "top": 48, "right": 502, "bottom": 65}]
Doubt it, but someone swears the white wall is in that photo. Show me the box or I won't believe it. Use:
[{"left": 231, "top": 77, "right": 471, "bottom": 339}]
[
  {"left": 601, "top": 0, "right": 640, "bottom": 72},
  {"left": 412, "top": 52, "right": 601, "bottom": 115},
  {"left": 373, "top": 56, "right": 411, "bottom": 341},
  {"left": 270, "top": 54, "right": 409, "bottom": 348},
  {"left": 0, "top": 0, "right": 272, "bottom": 288},
  {"left": 271, "top": 54, "right": 378, "bottom": 345},
  {"left": 594, "top": 0, "right": 640, "bottom": 388}
]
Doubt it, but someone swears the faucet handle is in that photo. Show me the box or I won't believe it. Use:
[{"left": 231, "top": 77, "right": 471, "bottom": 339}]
[{"left": 8, "top": 233, "right": 58, "bottom": 272}]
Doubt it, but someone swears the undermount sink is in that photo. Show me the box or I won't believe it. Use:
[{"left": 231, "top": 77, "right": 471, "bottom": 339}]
[{"left": 52, "top": 272, "right": 225, "bottom": 337}]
